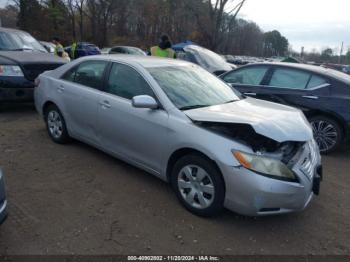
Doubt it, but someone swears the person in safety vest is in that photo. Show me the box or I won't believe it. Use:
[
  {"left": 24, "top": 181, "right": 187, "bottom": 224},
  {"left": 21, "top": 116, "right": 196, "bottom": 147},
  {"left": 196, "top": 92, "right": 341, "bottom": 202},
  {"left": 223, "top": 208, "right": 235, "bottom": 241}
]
[
  {"left": 71, "top": 41, "right": 78, "bottom": 60},
  {"left": 150, "top": 35, "right": 176, "bottom": 58},
  {"left": 52, "top": 37, "right": 64, "bottom": 58}
]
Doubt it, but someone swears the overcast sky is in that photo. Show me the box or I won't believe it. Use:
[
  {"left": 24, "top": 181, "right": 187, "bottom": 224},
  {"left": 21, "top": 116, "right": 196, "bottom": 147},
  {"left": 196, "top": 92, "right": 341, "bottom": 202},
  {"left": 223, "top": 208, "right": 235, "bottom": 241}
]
[
  {"left": 0, "top": 0, "right": 349, "bottom": 53},
  {"left": 238, "top": 0, "right": 350, "bottom": 53}
]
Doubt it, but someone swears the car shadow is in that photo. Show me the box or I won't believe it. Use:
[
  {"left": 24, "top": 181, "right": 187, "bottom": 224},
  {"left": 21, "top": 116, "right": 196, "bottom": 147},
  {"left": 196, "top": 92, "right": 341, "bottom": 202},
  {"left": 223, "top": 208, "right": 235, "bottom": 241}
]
[
  {"left": 0, "top": 103, "right": 36, "bottom": 113},
  {"left": 65, "top": 139, "right": 315, "bottom": 227}
]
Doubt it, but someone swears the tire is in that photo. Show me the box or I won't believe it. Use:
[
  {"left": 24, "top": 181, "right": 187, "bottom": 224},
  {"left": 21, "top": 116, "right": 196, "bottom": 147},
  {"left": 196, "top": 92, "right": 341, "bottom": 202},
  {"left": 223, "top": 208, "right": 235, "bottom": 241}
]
[
  {"left": 44, "top": 104, "right": 71, "bottom": 144},
  {"left": 309, "top": 115, "right": 343, "bottom": 154},
  {"left": 171, "top": 154, "right": 225, "bottom": 217}
]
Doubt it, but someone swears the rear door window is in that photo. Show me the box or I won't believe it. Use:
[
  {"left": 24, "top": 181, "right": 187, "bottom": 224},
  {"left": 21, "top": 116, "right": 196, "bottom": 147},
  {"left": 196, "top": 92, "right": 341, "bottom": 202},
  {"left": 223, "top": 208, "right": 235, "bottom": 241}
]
[
  {"left": 269, "top": 68, "right": 310, "bottom": 89},
  {"left": 111, "top": 47, "right": 125, "bottom": 54},
  {"left": 307, "top": 75, "right": 327, "bottom": 89},
  {"left": 61, "top": 61, "right": 108, "bottom": 89},
  {"left": 223, "top": 67, "right": 269, "bottom": 85},
  {"left": 74, "top": 61, "right": 108, "bottom": 89}
]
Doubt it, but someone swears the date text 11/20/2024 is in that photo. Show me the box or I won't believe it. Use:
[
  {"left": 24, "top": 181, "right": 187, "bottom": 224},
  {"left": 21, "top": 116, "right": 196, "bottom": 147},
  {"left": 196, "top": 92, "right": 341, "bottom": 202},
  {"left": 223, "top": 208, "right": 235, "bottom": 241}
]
[{"left": 127, "top": 256, "right": 220, "bottom": 261}]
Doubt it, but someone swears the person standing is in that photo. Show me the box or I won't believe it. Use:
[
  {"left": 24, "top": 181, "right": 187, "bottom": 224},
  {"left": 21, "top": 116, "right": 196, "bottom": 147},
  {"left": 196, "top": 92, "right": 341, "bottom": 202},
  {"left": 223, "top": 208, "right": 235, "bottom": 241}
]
[
  {"left": 150, "top": 35, "right": 176, "bottom": 58},
  {"left": 71, "top": 41, "right": 78, "bottom": 60},
  {"left": 52, "top": 37, "right": 64, "bottom": 58}
]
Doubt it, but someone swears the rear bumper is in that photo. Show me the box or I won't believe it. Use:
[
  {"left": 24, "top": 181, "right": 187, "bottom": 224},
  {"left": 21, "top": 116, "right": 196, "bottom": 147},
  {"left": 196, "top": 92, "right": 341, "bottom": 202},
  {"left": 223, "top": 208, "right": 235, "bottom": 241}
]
[{"left": 0, "top": 76, "right": 35, "bottom": 102}]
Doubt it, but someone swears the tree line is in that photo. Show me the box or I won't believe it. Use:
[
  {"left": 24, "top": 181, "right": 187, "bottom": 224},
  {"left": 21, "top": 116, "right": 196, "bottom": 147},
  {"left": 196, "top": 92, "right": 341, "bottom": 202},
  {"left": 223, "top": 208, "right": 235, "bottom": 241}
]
[
  {"left": 0, "top": 0, "right": 291, "bottom": 57},
  {"left": 301, "top": 48, "right": 350, "bottom": 65}
]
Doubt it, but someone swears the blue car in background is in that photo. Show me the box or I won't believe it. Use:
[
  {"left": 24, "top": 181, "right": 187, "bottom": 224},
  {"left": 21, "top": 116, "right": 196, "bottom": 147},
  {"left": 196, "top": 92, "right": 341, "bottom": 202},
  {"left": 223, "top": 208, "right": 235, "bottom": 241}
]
[
  {"left": 65, "top": 42, "right": 101, "bottom": 59},
  {"left": 0, "top": 169, "right": 7, "bottom": 224}
]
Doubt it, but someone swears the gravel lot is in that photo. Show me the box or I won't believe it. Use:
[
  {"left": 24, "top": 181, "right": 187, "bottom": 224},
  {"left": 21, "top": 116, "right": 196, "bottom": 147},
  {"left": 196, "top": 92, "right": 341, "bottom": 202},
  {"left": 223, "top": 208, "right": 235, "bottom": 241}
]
[{"left": 0, "top": 104, "right": 349, "bottom": 255}]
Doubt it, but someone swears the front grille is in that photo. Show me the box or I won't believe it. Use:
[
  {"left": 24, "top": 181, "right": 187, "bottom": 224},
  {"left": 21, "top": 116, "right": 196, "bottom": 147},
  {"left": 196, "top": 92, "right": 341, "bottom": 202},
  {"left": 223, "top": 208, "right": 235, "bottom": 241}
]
[{"left": 22, "top": 63, "right": 63, "bottom": 81}]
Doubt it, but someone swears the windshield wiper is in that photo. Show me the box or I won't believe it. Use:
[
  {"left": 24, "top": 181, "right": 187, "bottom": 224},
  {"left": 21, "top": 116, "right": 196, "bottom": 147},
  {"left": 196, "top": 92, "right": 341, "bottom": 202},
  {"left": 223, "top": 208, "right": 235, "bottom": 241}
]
[{"left": 179, "top": 105, "right": 211, "bottom": 111}]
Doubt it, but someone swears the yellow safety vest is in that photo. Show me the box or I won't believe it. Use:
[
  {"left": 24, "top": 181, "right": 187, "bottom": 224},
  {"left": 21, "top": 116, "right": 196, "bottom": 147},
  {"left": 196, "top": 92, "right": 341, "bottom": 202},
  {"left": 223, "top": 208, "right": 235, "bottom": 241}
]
[
  {"left": 54, "top": 44, "right": 64, "bottom": 56},
  {"left": 151, "top": 46, "right": 175, "bottom": 58},
  {"left": 71, "top": 42, "right": 77, "bottom": 59}
]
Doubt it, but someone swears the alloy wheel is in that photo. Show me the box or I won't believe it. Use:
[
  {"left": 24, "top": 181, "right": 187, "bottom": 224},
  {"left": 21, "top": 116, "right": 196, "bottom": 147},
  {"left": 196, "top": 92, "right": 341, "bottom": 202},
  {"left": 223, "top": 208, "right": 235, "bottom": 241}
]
[
  {"left": 47, "top": 110, "right": 63, "bottom": 139},
  {"left": 177, "top": 165, "right": 215, "bottom": 209},
  {"left": 311, "top": 120, "right": 338, "bottom": 153}
]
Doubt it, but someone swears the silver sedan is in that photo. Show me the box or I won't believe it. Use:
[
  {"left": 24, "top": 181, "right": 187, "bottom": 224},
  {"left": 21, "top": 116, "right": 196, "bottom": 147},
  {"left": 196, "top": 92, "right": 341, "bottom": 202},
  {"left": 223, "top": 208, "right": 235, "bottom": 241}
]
[{"left": 34, "top": 55, "right": 322, "bottom": 216}]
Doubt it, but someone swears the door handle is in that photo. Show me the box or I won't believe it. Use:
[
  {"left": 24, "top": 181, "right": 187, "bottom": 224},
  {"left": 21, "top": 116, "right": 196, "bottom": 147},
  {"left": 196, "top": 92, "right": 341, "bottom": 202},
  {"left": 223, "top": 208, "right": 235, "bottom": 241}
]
[
  {"left": 99, "top": 100, "right": 111, "bottom": 109},
  {"left": 57, "top": 85, "right": 65, "bottom": 93},
  {"left": 244, "top": 92, "right": 257, "bottom": 96},
  {"left": 302, "top": 95, "right": 319, "bottom": 100}
]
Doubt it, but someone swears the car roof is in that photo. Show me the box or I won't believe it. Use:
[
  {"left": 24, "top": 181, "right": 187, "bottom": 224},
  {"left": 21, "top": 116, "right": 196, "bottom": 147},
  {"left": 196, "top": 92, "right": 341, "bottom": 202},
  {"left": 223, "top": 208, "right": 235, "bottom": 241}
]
[
  {"left": 235, "top": 62, "right": 350, "bottom": 84},
  {"left": 0, "top": 27, "right": 28, "bottom": 34},
  {"left": 111, "top": 46, "right": 139, "bottom": 49},
  {"left": 88, "top": 54, "right": 192, "bottom": 68},
  {"left": 243, "top": 62, "right": 336, "bottom": 75}
]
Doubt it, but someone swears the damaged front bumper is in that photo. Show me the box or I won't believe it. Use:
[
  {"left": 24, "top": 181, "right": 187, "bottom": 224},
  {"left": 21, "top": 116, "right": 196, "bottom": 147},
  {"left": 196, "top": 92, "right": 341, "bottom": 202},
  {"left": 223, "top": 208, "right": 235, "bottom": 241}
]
[{"left": 221, "top": 140, "right": 322, "bottom": 216}]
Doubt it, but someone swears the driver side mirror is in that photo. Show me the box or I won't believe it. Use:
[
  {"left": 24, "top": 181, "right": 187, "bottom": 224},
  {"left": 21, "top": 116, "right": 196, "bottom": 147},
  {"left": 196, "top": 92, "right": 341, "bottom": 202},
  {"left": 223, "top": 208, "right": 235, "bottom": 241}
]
[{"left": 132, "top": 95, "right": 159, "bottom": 109}]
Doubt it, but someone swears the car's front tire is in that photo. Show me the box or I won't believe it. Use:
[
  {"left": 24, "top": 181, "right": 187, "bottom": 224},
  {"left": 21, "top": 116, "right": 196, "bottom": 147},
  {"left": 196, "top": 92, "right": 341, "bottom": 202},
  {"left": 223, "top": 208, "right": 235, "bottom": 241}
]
[
  {"left": 310, "top": 115, "right": 343, "bottom": 154},
  {"left": 44, "top": 104, "right": 70, "bottom": 144},
  {"left": 171, "top": 154, "right": 225, "bottom": 217}
]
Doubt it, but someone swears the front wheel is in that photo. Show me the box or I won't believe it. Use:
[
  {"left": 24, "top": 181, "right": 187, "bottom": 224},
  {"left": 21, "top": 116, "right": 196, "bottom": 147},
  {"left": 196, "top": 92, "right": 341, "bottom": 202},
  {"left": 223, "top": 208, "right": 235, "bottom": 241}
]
[
  {"left": 171, "top": 154, "right": 225, "bottom": 217},
  {"left": 310, "top": 116, "right": 343, "bottom": 154},
  {"left": 45, "top": 104, "right": 71, "bottom": 144}
]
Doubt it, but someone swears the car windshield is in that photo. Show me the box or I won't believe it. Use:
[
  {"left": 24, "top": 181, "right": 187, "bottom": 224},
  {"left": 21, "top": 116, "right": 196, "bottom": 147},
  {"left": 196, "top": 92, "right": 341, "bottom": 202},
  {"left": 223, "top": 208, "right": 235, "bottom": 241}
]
[
  {"left": 148, "top": 65, "right": 241, "bottom": 110},
  {"left": 0, "top": 31, "right": 47, "bottom": 52},
  {"left": 184, "top": 45, "right": 231, "bottom": 71}
]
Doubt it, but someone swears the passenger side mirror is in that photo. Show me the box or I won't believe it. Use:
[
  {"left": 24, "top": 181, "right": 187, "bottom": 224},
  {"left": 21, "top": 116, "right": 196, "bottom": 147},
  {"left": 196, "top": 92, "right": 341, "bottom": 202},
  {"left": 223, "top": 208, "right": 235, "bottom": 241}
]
[{"left": 132, "top": 95, "right": 158, "bottom": 109}]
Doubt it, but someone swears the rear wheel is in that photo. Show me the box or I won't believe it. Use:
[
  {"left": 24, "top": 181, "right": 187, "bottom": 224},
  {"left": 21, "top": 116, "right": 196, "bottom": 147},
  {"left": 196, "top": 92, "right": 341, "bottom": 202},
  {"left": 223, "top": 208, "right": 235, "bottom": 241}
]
[
  {"left": 310, "top": 116, "right": 343, "bottom": 154},
  {"left": 44, "top": 104, "right": 71, "bottom": 144},
  {"left": 171, "top": 154, "right": 225, "bottom": 217}
]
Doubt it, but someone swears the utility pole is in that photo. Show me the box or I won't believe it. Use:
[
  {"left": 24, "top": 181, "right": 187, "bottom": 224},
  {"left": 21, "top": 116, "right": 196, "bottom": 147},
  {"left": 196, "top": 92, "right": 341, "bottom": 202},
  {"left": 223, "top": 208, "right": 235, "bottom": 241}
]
[
  {"left": 339, "top": 41, "right": 344, "bottom": 64},
  {"left": 301, "top": 46, "right": 304, "bottom": 59}
]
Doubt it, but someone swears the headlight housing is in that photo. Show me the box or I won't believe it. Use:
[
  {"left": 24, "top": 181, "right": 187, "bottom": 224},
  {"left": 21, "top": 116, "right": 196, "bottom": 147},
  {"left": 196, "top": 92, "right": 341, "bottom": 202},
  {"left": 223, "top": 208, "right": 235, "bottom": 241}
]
[
  {"left": 233, "top": 151, "right": 298, "bottom": 182},
  {"left": 0, "top": 65, "right": 24, "bottom": 77}
]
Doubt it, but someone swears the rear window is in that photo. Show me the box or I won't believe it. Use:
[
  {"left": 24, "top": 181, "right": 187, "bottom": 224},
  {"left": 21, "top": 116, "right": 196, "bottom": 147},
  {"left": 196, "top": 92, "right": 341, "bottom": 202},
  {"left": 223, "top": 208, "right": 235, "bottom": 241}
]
[
  {"left": 269, "top": 68, "right": 310, "bottom": 89},
  {"left": 326, "top": 68, "right": 350, "bottom": 85},
  {"left": 307, "top": 75, "right": 327, "bottom": 89}
]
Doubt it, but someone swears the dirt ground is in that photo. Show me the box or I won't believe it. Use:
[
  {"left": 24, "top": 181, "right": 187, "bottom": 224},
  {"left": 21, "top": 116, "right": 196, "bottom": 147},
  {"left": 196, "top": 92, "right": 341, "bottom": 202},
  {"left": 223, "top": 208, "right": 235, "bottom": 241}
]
[{"left": 0, "top": 104, "right": 349, "bottom": 255}]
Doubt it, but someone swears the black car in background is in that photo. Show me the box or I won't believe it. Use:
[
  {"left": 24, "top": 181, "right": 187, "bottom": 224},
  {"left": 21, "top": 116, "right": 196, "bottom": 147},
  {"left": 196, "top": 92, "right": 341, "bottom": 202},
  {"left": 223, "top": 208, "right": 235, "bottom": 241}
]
[
  {"left": 0, "top": 27, "right": 66, "bottom": 103},
  {"left": 220, "top": 62, "right": 350, "bottom": 153}
]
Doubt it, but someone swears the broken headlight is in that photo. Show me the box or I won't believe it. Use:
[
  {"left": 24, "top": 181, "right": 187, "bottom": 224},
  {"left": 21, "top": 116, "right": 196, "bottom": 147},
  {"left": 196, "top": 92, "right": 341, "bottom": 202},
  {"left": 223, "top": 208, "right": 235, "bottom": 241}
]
[{"left": 233, "top": 151, "right": 298, "bottom": 182}]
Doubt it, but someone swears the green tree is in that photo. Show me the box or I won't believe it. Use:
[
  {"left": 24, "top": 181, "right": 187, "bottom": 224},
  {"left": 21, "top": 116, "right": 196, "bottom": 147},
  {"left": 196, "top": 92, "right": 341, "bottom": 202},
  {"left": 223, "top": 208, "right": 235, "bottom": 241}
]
[
  {"left": 321, "top": 48, "right": 333, "bottom": 62},
  {"left": 263, "top": 30, "right": 289, "bottom": 57}
]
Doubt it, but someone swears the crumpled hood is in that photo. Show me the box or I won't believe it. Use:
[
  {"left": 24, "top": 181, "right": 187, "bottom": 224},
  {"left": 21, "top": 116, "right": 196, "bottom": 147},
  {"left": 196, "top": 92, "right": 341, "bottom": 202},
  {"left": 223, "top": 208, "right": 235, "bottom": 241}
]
[{"left": 184, "top": 97, "right": 313, "bottom": 143}]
